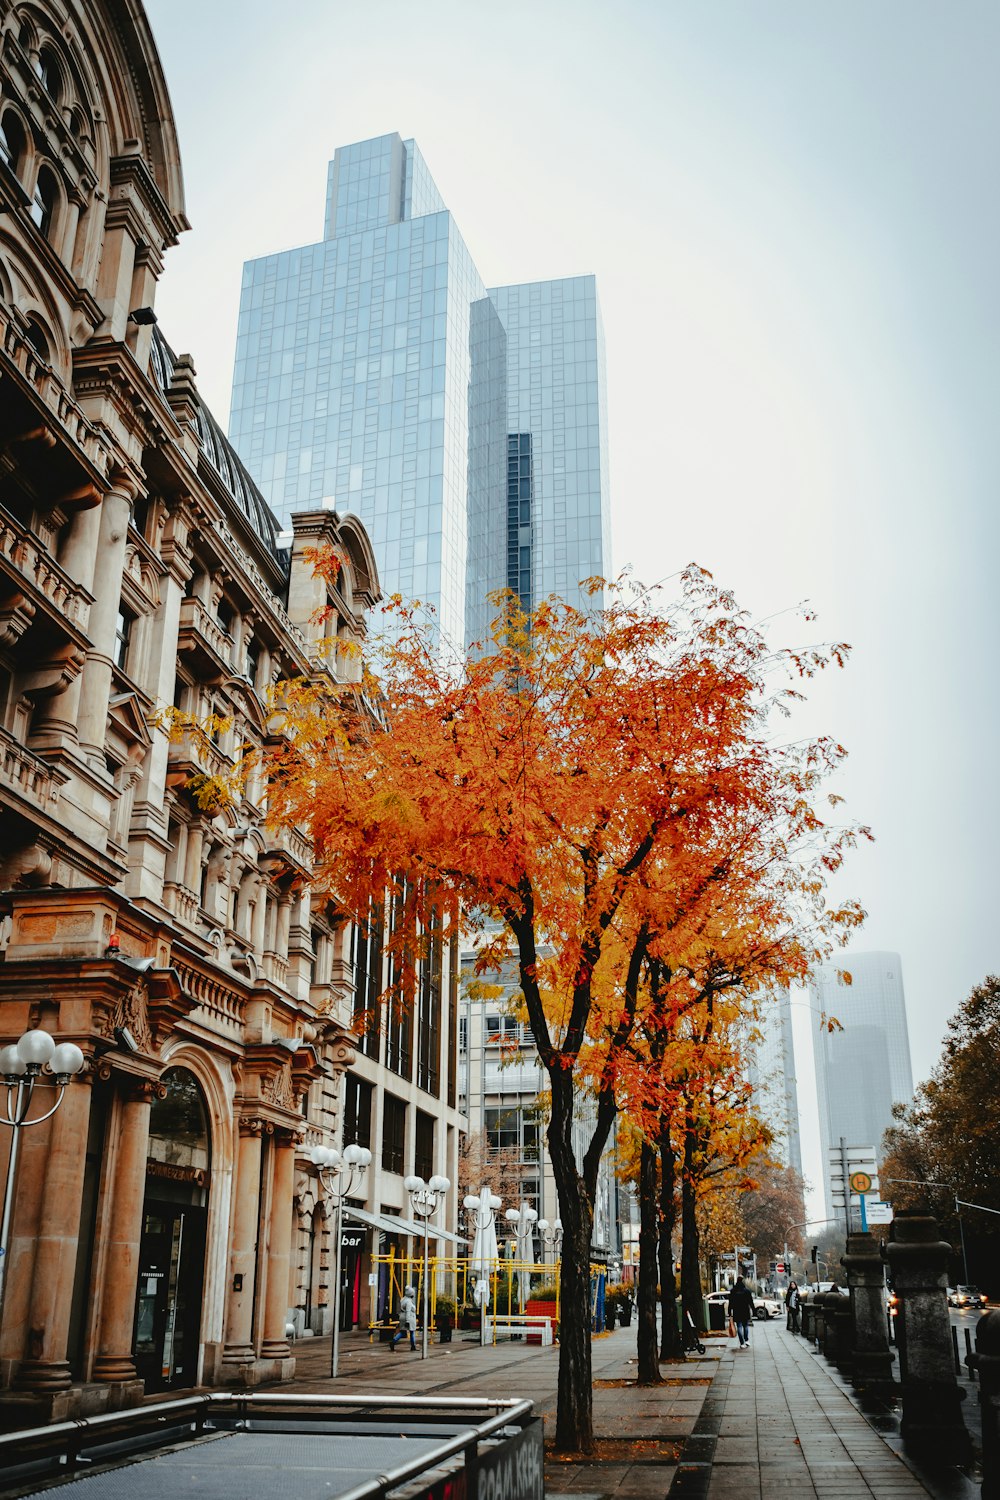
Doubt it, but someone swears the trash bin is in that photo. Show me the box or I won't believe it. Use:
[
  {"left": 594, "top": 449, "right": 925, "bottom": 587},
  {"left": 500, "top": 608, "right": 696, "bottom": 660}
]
[{"left": 708, "top": 1300, "right": 726, "bottom": 1332}]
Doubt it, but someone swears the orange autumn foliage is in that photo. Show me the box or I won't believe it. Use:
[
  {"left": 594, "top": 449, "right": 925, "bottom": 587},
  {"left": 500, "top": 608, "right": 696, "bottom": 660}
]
[{"left": 262, "top": 563, "right": 867, "bottom": 1452}]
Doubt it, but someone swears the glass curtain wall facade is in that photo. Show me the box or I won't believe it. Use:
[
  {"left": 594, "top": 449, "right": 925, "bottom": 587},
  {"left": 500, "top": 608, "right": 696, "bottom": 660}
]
[
  {"left": 488, "top": 278, "right": 611, "bottom": 624},
  {"left": 229, "top": 134, "right": 610, "bottom": 651},
  {"left": 810, "top": 951, "right": 915, "bottom": 1218}
]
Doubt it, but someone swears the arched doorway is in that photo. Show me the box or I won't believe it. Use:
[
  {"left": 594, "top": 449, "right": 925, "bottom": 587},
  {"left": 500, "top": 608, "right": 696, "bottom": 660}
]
[{"left": 134, "top": 1068, "right": 210, "bottom": 1391}]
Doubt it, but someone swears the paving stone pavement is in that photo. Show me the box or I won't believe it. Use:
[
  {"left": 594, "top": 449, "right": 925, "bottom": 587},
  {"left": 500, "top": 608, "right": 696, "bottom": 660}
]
[{"left": 671, "top": 1317, "right": 976, "bottom": 1500}]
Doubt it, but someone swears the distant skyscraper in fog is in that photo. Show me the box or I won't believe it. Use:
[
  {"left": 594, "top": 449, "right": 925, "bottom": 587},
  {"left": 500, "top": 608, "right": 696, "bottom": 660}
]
[
  {"left": 811, "top": 952, "right": 914, "bottom": 1219},
  {"left": 747, "top": 990, "right": 802, "bottom": 1177}
]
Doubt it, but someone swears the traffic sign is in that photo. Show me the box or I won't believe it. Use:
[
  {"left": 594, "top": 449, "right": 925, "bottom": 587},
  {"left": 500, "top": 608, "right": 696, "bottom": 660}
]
[
  {"left": 866, "top": 1201, "right": 892, "bottom": 1225},
  {"left": 849, "top": 1171, "right": 873, "bottom": 1194}
]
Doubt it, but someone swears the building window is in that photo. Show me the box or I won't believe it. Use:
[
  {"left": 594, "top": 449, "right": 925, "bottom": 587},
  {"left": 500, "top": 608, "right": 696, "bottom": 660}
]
[
  {"left": 506, "top": 432, "right": 532, "bottom": 613},
  {"left": 386, "top": 884, "right": 413, "bottom": 1080},
  {"left": 0, "top": 111, "right": 26, "bottom": 175},
  {"left": 416, "top": 910, "right": 441, "bottom": 1095},
  {"left": 36, "top": 47, "right": 62, "bottom": 102},
  {"left": 484, "top": 1106, "right": 519, "bottom": 1153},
  {"left": 343, "top": 1075, "right": 373, "bottom": 1151},
  {"left": 30, "top": 166, "right": 58, "bottom": 240},
  {"left": 381, "top": 1093, "right": 405, "bottom": 1175},
  {"left": 447, "top": 937, "right": 458, "bottom": 1108},
  {"left": 414, "top": 1110, "right": 434, "bottom": 1182},
  {"left": 24, "top": 318, "right": 50, "bottom": 363},
  {"left": 112, "top": 606, "right": 134, "bottom": 671},
  {"left": 352, "top": 897, "right": 384, "bottom": 1061}
]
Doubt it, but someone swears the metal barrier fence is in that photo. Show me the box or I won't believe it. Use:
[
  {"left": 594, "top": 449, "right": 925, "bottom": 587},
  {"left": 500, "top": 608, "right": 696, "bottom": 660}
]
[{"left": 0, "top": 1391, "right": 540, "bottom": 1500}]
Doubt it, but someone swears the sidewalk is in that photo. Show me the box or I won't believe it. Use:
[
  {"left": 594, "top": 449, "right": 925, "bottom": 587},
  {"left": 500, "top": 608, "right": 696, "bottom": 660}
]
[{"left": 676, "top": 1318, "right": 972, "bottom": 1500}]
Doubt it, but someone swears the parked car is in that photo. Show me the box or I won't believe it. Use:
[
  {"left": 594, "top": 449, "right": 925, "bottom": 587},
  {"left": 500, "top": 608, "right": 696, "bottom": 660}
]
[
  {"left": 952, "top": 1285, "right": 987, "bottom": 1309},
  {"left": 706, "top": 1290, "right": 779, "bottom": 1321}
]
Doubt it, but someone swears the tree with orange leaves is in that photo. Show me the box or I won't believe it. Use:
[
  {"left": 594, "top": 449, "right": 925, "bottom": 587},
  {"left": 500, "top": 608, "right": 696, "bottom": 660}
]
[{"left": 267, "top": 566, "right": 865, "bottom": 1452}]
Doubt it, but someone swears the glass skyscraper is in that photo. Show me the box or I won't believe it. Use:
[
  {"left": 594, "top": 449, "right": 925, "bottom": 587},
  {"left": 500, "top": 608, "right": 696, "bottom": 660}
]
[
  {"left": 228, "top": 134, "right": 610, "bottom": 649},
  {"left": 811, "top": 951, "right": 915, "bottom": 1219}
]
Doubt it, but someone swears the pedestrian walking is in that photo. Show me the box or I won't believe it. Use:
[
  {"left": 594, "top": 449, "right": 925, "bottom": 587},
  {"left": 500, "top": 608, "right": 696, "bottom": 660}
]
[
  {"left": 390, "top": 1286, "right": 418, "bottom": 1351},
  {"left": 728, "top": 1277, "right": 755, "bottom": 1349},
  {"left": 786, "top": 1280, "right": 801, "bottom": 1334}
]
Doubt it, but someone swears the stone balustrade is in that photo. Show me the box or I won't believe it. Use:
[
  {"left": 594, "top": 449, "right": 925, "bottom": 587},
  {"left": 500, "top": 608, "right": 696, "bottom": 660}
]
[
  {"left": 177, "top": 594, "right": 234, "bottom": 672},
  {"left": 0, "top": 724, "right": 69, "bottom": 811},
  {"left": 0, "top": 503, "right": 93, "bottom": 633},
  {"left": 0, "top": 303, "right": 115, "bottom": 478}
]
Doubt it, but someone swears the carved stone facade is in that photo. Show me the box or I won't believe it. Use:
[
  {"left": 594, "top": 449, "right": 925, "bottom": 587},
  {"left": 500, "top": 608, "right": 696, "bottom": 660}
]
[{"left": 0, "top": 0, "right": 463, "bottom": 1425}]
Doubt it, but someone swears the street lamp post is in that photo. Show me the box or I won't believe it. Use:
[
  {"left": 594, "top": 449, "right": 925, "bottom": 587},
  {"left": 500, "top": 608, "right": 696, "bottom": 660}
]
[
  {"left": 404, "top": 1173, "right": 451, "bottom": 1361},
  {"left": 0, "top": 1030, "right": 85, "bottom": 1327},
  {"left": 464, "top": 1190, "right": 502, "bottom": 1347},
  {"left": 536, "top": 1217, "right": 564, "bottom": 1258},
  {"left": 311, "top": 1141, "right": 372, "bottom": 1377}
]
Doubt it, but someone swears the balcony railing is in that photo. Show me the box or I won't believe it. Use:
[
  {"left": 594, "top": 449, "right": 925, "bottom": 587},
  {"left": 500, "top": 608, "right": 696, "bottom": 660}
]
[
  {"left": 0, "top": 724, "right": 68, "bottom": 813},
  {"left": 0, "top": 503, "right": 92, "bottom": 633},
  {"left": 176, "top": 595, "right": 235, "bottom": 675}
]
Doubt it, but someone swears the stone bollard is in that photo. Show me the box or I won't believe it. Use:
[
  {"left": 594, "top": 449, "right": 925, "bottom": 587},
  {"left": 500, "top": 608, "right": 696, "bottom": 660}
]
[
  {"left": 811, "top": 1297, "right": 825, "bottom": 1346},
  {"left": 886, "top": 1210, "right": 971, "bottom": 1465},
  {"left": 971, "top": 1309, "right": 1000, "bottom": 1499},
  {"left": 822, "top": 1291, "right": 842, "bottom": 1363},
  {"left": 843, "top": 1231, "right": 895, "bottom": 1398},
  {"left": 802, "top": 1298, "right": 816, "bottom": 1342},
  {"left": 834, "top": 1292, "right": 855, "bottom": 1378}
]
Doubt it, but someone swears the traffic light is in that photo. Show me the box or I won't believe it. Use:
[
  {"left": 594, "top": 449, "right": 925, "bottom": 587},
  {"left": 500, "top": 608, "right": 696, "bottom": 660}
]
[{"left": 811, "top": 1245, "right": 818, "bottom": 1263}]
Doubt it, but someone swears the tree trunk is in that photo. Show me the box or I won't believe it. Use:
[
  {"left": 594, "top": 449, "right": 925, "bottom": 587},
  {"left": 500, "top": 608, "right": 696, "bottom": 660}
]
[
  {"left": 547, "top": 1062, "right": 595, "bottom": 1452},
  {"left": 681, "top": 1119, "right": 704, "bottom": 1332},
  {"left": 658, "top": 1129, "right": 683, "bottom": 1359},
  {"left": 636, "top": 1139, "right": 662, "bottom": 1383}
]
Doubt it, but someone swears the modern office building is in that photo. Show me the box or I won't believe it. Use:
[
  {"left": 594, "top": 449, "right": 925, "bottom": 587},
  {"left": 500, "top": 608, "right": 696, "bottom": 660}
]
[
  {"left": 810, "top": 952, "right": 915, "bottom": 1219},
  {"left": 228, "top": 134, "right": 611, "bottom": 650},
  {"left": 746, "top": 990, "right": 803, "bottom": 1177}
]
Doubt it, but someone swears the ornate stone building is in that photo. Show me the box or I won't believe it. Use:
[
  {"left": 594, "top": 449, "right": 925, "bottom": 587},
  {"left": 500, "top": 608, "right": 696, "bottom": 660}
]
[{"left": 0, "top": 0, "right": 462, "bottom": 1424}]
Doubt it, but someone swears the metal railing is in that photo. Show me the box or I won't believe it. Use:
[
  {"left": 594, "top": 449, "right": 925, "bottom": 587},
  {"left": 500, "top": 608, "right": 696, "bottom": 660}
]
[{"left": 0, "top": 1390, "right": 536, "bottom": 1499}]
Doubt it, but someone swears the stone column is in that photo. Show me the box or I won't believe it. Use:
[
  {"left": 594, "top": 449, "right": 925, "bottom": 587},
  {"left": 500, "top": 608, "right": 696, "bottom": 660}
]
[
  {"left": 801, "top": 1298, "right": 816, "bottom": 1343},
  {"left": 77, "top": 477, "right": 137, "bottom": 759},
  {"left": 91, "top": 1082, "right": 154, "bottom": 1384},
  {"left": 971, "top": 1310, "right": 1000, "bottom": 1500},
  {"left": 833, "top": 1293, "right": 854, "bottom": 1378},
  {"left": 842, "top": 1231, "right": 895, "bottom": 1397},
  {"left": 886, "top": 1210, "right": 971, "bottom": 1464},
  {"left": 32, "top": 503, "right": 103, "bottom": 750},
  {"left": 222, "top": 1119, "right": 267, "bottom": 1369},
  {"left": 260, "top": 1130, "right": 296, "bottom": 1366},
  {"left": 14, "top": 1079, "right": 92, "bottom": 1396}
]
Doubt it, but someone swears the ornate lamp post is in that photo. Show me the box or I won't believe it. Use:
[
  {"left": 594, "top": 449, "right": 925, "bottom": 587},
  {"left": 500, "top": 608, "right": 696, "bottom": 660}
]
[
  {"left": 0, "top": 1029, "right": 85, "bottom": 1325},
  {"left": 404, "top": 1173, "right": 451, "bottom": 1360},
  {"left": 505, "top": 1203, "right": 538, "bottom": 1313},
  {"left": 536, "top": 1216, "right": 563, "bottom": 1258},
  {"left": 464, "top": 1189, "right": 502, "bottom": 1347},
  {"left": 311, "top": 1141, "right": 372, "bottom": 1377}
]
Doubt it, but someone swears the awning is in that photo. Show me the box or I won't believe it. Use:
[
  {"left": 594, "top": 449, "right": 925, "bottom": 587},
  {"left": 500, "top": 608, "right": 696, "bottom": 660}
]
[{"left": 344, "top": 1205, "right": 469, "bottom": 1247}]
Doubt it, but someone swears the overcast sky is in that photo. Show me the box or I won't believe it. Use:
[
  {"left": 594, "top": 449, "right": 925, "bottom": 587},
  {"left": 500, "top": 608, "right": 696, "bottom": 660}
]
[{"left": 145, "top": 0, "right": 999, "bottom": 1218}]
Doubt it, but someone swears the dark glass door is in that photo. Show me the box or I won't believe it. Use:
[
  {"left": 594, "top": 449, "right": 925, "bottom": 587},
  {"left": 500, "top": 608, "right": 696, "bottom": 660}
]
[{"left": 134, "top": 1199, "right": 206, "bottom": 1391}]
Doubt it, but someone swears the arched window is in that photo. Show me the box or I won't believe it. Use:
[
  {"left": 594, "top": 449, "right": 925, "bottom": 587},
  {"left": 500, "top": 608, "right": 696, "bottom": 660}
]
[
  {"left": 0, "top": 110, "right": 27, "bottom": 175},
  {"left": 30, "top": 166, "right": 58, "bottom": 239},
  {"left": 147, "top": 1068, "right": 211, "bottom": 1181},
  {"left": 24, "top": 317, "right": 50, "bottom": 363},
  {"left": 35, "top": 46, "right": 62, "bottom": 102}
]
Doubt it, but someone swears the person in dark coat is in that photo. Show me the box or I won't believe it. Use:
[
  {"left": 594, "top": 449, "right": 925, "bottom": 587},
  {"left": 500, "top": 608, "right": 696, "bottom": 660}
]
[
  {"left": 728, "top": 1277, "right": 755, "bottom": 1348},
  {"left": 786, "top": 1280, "right": 801, "bottom": 1333}
]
